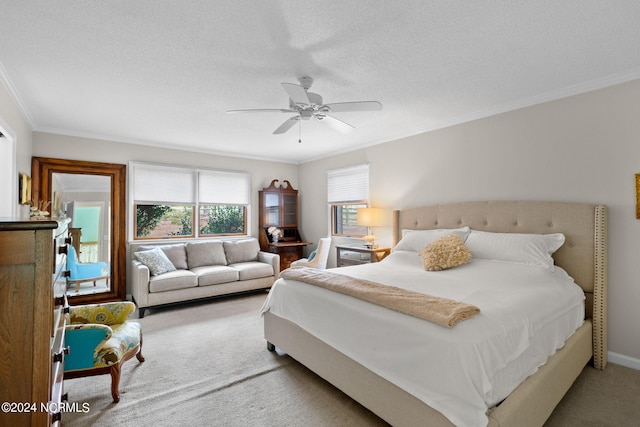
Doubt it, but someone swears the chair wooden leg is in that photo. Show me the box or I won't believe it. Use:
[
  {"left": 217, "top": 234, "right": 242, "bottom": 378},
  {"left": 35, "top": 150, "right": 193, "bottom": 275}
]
[
  {"left": 136, "top": 333, "right": 146, "bottom": 363},
  {"left": 109, "top": 362, "right": 122, "bottom": 403}
]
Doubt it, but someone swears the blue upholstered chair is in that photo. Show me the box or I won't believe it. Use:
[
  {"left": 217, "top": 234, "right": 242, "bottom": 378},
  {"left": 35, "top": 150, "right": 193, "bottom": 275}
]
[
  {"left": 64, "top": 301, "right": 144, "bottom": 403},
  {"left": 66, "top": 245, "right": 108, "bottom": 292}
]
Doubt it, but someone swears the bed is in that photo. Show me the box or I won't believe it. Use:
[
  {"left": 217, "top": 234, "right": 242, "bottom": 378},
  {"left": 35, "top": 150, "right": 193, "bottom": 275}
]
[{"left": 262, "top": 201, "right": 607, "bottom": 427}]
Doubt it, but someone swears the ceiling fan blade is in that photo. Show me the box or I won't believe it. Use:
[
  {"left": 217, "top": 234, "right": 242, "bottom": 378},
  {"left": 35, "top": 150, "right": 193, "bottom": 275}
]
[
  {"left": 281, "top": 83, "right": 310, "bottom": 105},
  {"left": 323, "top": 101, "right": 382, "bottom": 113},
  {"left": 226, "top": 108, "right": 294, "bottom": 114},
  {"left": 273, "top": 116, "right": 299, "bottom": 134},
  {"left": 317, "top": 114, "right": 354, "bottom": 134}
]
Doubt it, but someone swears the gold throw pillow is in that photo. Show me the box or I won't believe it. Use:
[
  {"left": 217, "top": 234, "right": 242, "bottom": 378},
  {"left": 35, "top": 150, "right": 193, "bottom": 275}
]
[{"left": 419, "top": 234, "right": 472, "bottom": 271}]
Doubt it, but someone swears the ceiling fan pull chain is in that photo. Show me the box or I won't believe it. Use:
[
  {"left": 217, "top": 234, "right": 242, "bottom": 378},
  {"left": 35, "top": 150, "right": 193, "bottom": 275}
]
[{"left": 298, "top": 118, "right": 302, "bottom": 143}]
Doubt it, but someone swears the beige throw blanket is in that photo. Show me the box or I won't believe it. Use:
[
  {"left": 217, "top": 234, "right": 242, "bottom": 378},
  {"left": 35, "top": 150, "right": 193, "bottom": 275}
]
[{"left": 280, "top": 267, "right": 480, "bottom": 327}]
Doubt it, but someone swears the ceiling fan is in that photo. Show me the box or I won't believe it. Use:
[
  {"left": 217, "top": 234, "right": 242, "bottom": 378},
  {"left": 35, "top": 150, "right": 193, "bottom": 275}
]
[{"left": 227, "top": 76, "right": 382, "bottom": 136}]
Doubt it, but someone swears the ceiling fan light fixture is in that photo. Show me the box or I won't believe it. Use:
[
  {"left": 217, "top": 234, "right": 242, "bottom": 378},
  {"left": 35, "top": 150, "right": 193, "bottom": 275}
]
[{"left": 227, "top": 76, "right": 382, "bottom": 137}]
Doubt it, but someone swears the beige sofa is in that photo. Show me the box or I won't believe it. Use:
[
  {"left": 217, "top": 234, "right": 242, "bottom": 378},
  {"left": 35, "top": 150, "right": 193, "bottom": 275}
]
[{"left": 131, "top": 238, "right": 279, "bottom": 317}]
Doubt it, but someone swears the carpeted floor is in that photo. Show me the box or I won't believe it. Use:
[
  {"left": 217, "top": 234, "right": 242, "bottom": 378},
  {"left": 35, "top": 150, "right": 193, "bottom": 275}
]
[{"left": 62, "top": 292, "right": 640, "bottom": 426}]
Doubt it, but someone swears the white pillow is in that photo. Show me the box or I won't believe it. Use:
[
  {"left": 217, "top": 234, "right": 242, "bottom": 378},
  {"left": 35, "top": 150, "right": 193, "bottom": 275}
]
[
  {"left": 134, "top": 247, "right": 177, "bottom": 276},
  {"left": 464, "top": 230, "right": 565, "bottom": 269},
  {"left": 393, "top": 227, "right": 471, "bottom": 252}
]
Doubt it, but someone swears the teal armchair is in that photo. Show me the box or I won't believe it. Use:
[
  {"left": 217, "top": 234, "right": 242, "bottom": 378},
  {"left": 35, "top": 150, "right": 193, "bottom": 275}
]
[
  {"left": 64, "top": 301, "right": 144, "bottom": 403},
  {"left": 66, "top": 245, "right": 109, "bottom": 292}
]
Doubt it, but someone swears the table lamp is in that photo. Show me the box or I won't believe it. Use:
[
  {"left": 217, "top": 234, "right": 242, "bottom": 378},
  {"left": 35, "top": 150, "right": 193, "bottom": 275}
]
[{"left": 356, "top": 207, "right": 384, "bottom": 248}]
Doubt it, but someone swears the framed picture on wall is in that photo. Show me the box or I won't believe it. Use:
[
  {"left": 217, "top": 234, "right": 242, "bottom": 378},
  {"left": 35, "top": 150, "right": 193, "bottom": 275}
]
[
  {"left": 636, "top": 174, "right": 640, "bottom": 219},
  {"left": 19, "top": 172, "right": 31, "bottom": 205}
]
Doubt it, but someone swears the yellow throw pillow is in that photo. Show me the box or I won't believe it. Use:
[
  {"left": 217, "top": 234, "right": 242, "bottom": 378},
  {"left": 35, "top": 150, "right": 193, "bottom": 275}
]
[{"left": 419, "top": 234, "right": 472, "bottom": 271}]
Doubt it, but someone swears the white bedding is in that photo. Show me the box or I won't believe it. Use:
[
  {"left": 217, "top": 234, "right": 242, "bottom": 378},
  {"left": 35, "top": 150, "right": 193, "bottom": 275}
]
[{"left": 261, "top": 251, "right": 585, "bottom": 427}]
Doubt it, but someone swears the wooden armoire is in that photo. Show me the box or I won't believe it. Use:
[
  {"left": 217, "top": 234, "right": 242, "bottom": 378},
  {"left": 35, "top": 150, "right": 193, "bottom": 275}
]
[{"left": 258, "top": 180, "right": 310, "bottom": 271}]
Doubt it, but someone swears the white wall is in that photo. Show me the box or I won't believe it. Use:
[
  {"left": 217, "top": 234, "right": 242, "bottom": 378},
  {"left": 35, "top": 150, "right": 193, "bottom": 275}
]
[
  {"left": 32, "top": 132, "right": 300, "bottom": 239},
  {"left": 0, "top": 132, "right": 14, "bottom": 217},
  {"left": 298, "top": 78, "right": 640, "bottom": 367},
  {"left": 0, "top": 79, "right": 33, "bottom": 218}
]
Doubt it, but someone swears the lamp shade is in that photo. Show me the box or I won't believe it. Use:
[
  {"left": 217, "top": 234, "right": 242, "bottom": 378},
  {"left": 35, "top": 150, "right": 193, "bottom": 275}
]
[{"left": 356, "top": 208, "right": 384, "bottom": 227}]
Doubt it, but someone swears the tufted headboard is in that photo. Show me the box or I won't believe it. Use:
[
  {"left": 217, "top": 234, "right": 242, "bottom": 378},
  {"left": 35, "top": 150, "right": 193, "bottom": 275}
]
[{"left": 392, "top": 201, "right": 608, "bottom": 368}]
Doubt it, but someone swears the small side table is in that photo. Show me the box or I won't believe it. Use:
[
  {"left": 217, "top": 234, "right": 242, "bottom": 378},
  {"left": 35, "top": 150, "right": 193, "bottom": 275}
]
[{"left": 336, "top": 244, "right": 391, "bottom": 267}]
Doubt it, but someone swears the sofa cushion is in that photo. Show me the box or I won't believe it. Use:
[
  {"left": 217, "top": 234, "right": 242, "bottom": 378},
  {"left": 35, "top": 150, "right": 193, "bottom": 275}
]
[
  {"left": 139, "top": 244, "right": 188, "bottom": 270},
  {"left": 134, "top": 248, "right": 177, "bottom": 276},
  {"left": 149, "top": 270, "right": 198, "bottom": 293},
  {"left": 190, "top": 265, "right": 239, "bottom": 286},
  {"left": 186, "top": 241, "right": 227, "bottom": 268},
  {"left": 229, "top": 262, "right": 274, "bottom": 281},
  {"left": 223, "top": 239, "right": 260, "bottom": 264}
]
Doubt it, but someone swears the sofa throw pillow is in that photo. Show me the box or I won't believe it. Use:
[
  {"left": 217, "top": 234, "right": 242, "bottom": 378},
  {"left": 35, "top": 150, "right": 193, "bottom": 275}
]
[
  {"left": 418, "top": 234, "right": 472, "bottom": 271},
  {"left": 223, "top": 239, "right": 260, "bottom": 264},
  {"left": 134, "top": 248, "right": 177, "bottom": 276},
  {"left": 186, "top": 241, "right": 227, "bottom": 269},
  {"left": 139, "top": 244, "right": 188, "bottom": 270},
  {"left": 393, "top": 227, "right": 471, "bottom": 253}
]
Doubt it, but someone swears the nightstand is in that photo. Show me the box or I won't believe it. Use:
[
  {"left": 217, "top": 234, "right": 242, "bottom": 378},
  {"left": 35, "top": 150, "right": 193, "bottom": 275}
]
[{"left": 336, "top": 244, "right": 391, "bottom": 267}]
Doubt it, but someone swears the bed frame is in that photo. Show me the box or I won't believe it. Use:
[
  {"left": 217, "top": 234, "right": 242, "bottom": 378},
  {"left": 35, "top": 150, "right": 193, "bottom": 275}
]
[{"left": 264, "top": 201, "right": 608, "bottom": 426}]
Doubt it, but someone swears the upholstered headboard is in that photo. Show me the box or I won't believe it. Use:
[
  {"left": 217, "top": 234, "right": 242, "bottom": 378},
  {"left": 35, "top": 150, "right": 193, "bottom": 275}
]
[{"left": 392, "top": 201, "right": 608, "bottom": 368}]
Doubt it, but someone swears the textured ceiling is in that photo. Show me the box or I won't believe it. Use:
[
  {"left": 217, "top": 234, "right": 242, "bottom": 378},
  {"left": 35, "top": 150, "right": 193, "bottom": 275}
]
[{"left": 2, "top": 1, "right": 640, "bottom": 163}]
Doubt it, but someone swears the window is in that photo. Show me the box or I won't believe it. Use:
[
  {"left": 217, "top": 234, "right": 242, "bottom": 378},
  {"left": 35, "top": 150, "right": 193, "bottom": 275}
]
[
  {"left": 135, "top": 204, "right": 194, "bottom": 239},
  {"left": 332, "top": 203, "right": 367, "bottom": 236},
  {"left": 130, "top": 162, "right": 250, "bottom": 240},
  {"left": 199, "top": 205, "right": 245, "bottom": 236},
  {"left": 327, "top": 164, "right": 369, "bottom": 237}
]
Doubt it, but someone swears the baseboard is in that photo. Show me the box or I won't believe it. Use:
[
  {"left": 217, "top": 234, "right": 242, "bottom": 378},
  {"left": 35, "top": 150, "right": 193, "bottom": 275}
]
[{"left": 608, "top": 351, "right": 640, "bottom": 371}]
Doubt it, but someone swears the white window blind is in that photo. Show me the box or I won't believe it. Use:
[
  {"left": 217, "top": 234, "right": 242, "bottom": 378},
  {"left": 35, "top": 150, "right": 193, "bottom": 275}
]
[
  {"left": 132, "top": 163, "right": 196, "bottom": 204},
  {"left": 199, "top": 170, "right": 250, "bottom": 205},
  {"left": 327, "top": 164, "right": 369, "bottom": 203}
]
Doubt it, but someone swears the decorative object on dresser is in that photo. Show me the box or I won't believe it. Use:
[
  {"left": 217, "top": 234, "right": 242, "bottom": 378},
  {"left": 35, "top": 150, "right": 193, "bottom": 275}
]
[
  {"left": 258, "top": 179, "right": 310, "bottom": 271},
  {"left": 336, "top": 244, "right": 391, "bottom": 267},
  {"left": 64, "top": 301, "right": 144, "bottom": 403},
  {"left": 0, "top": 219, "right": 69, "bottom": 426}
]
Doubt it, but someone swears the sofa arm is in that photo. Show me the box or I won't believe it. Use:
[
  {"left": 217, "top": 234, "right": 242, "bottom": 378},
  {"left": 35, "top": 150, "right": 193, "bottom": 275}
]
[
  {"left": 131, "top": 260, "right": 150, "bottom": 308},
  {"left": 258, "top": 251, "right": 280, "bottom": 280}
]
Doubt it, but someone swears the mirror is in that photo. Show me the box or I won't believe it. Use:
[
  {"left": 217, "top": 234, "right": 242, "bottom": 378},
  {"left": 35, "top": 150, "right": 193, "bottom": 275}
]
[{"left": 32, "top": 157, "right": 126, "bottom": 304}]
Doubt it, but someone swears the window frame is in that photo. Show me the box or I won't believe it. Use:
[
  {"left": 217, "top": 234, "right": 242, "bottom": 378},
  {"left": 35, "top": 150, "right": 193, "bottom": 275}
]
[
  {"left": 330, "top": 202, "right": 368, "bottom": 237},
  {"left": 129, "top": 162, "right": 250, "bottom": 241},
  {"left": 327, "top": 163, "right": 370, "bottom": 237}
]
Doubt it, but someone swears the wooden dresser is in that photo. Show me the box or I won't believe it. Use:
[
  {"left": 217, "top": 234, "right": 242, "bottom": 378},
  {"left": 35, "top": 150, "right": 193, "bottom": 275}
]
[{"left": 0, "top": 219, "right": 69, "bottom": 426}]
